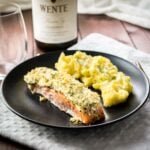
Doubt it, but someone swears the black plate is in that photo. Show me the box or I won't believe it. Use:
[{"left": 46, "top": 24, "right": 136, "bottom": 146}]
[{"left": 1, "top": 50, "right": 150, "bottom": 128}]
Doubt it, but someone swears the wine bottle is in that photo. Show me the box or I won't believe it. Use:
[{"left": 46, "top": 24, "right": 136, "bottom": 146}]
[{"left": 32, "top": 0, "right": 78, "bottom": 51}]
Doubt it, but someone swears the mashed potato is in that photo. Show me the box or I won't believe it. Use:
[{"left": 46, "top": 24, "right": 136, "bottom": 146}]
[{"left": 55, "top": 51, "right": 133, "bottom": 107}]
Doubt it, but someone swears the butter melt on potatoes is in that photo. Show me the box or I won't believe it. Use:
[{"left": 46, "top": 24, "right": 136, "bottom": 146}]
[{"left": 55, "top": 51, "right": 133, "bottom": 107}]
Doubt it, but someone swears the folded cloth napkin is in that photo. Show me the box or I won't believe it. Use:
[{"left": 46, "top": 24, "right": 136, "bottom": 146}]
[
  {"left": 1, "top": 0, "right": 150, "bottom": 29},
  {"left": 0, "top": 0, "right": 31, "bottom": 10},
  {"left": 78, "top": 0, "right": 150, "bottom": 29},
  {"left": 0, "top": 33, "right": 150, "bottom": 150}
]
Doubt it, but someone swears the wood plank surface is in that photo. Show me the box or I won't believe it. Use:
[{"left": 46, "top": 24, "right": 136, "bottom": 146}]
[
  {"left": 0, "top": 135, "right": 35, "bottom": 150},
  {"left": 78, "top": 15, "right": 134, "bottom": 47},
  {"left": 123, "top": 22, "right": 150, "bottom": 53}
]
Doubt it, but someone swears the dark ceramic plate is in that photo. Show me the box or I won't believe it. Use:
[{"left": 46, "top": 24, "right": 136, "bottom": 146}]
[{"left": 1, "top": 50, "right": 149, "bottom": 128}]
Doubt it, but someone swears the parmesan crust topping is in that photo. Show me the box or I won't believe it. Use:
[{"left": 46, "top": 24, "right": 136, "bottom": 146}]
[{"left": 24, "top": 67, "right": 102, "bottom": 114}]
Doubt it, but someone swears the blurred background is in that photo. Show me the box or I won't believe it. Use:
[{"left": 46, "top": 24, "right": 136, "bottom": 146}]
[{"left": 0, "top": 0, "right": 150, "bottom": 29}]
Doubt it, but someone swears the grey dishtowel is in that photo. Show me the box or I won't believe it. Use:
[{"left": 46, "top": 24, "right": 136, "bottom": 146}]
[{"left": 0, "top": 33, "right": 150, "bottom": 150}]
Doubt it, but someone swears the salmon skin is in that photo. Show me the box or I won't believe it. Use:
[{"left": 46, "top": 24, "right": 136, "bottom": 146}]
[{"left": 24, "top": 67, "right": 105, "bottom": 124}]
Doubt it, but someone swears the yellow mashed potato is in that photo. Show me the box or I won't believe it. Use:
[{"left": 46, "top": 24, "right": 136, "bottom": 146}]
[{"left": 55, "top": 51, "right": 133, "bottom": 107}]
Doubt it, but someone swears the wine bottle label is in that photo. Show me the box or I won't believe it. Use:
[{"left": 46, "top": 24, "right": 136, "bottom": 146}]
[{"left": 32, "top": 0, "right": 77, "bottom": 44}]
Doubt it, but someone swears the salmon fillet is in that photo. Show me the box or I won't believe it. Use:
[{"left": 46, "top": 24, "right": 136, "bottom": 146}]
[{"left": 24, "top": 67, "right": 105, "bottom": 124}]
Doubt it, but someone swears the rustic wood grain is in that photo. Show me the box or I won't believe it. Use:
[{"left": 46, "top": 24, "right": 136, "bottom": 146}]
[
  {"left": 0, "top": 135, "right": 35, "bottom": 150},
  {"left": 78, "top": 15, "right": 134, "bottom": 47},
  {"left": 123, "top": 22, "right": 150, "bottom": 53}
]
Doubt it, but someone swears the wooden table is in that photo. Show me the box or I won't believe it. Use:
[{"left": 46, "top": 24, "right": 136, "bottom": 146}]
[{"left": 0, "top": 9, "right": 150, "bottom": 149}]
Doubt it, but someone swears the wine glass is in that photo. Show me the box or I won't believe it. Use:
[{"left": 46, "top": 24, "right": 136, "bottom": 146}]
[{"left": 0, "top": 3, "right": 28, "bottom": 80}]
